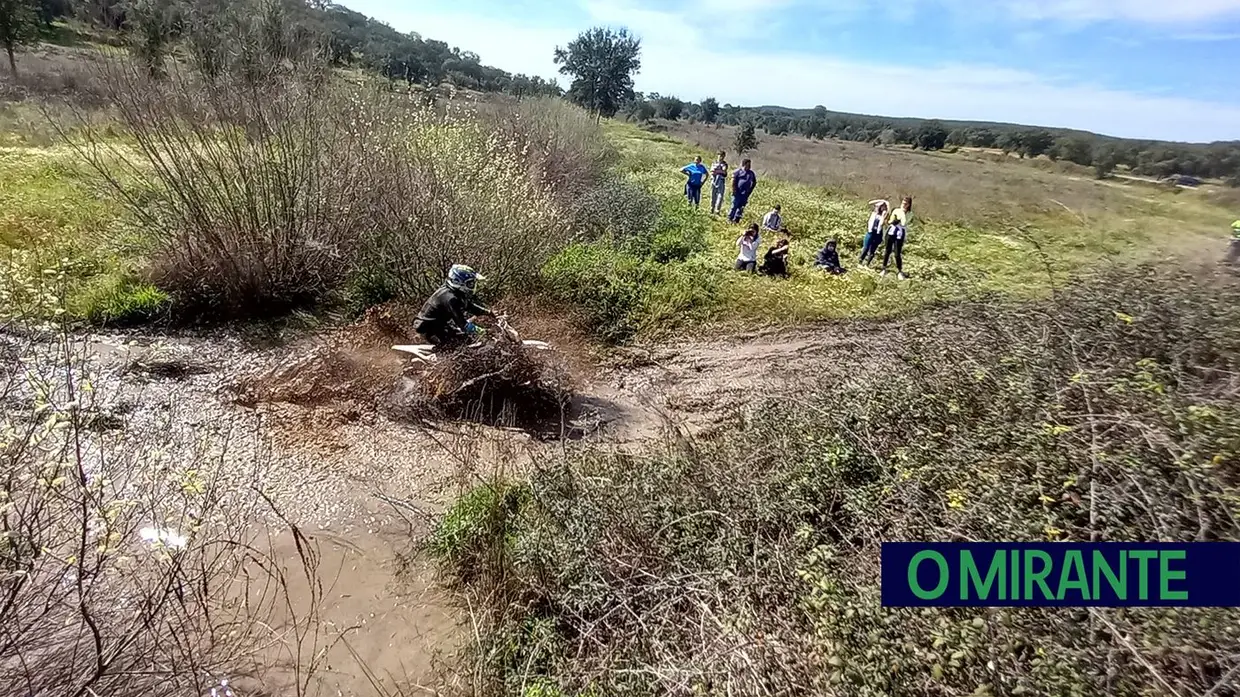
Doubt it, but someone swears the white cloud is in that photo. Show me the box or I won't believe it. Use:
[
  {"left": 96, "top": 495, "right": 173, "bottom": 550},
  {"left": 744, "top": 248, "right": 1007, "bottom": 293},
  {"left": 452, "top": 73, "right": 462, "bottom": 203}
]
[{"left": 340, "top": 0, "right": 1240, "bottom": 141}]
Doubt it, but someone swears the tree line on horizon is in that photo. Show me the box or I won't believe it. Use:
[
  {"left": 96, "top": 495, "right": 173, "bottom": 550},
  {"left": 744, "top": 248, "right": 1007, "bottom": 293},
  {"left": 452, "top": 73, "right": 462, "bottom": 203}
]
[
  {"left": 3, "top": 1, "right": 1237, "bottom": 184},
  {"left": 1, "top": 0, "right": 562, "bottom": 98},
  {"left": 616, "top": 96, "right": 1240, "bottom": 184}
]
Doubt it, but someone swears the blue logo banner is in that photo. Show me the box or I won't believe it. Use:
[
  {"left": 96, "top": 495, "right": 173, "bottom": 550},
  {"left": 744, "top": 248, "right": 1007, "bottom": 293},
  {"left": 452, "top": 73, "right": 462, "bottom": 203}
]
[{"left": 881, "top": 542, "right": 1240, "bottom": 607}]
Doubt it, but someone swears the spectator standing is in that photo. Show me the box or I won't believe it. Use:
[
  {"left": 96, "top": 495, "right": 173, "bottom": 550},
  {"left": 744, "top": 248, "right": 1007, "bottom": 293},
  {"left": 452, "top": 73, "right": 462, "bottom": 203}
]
[
  {"left": 729, "top": 159, "right": 757, "bottom": 223},
  {"left": 881, "top": 196, "right": 914, "bottom": 279},
  {"left": 681, "top": 156, "right": 709, "bottom": 208},
  {"left": 859, "top": 199, "right": 888, "bottom": 266},
  {"left": 709, "top": 151, "right": 729, "bottom": 214}
]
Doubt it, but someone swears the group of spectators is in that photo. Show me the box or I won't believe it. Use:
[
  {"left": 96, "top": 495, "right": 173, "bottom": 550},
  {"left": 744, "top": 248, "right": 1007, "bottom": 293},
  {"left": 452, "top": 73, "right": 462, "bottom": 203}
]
[{"left": 681, "top": 152, "right": 915, "bottom": 280}]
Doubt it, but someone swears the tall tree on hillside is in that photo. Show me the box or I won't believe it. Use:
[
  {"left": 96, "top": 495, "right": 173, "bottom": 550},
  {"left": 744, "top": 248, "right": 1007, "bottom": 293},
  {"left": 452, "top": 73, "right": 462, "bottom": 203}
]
[
  {"left": 1018, "top": 129, "right": 1055, "bottom": 159},
  {"left": 0, "top": 0, "right": 40, "bottom": 75},
  {"left": 653, "top": 95, "right": 683, "bottom": 120},
  {"left": 915, "top": 120, "right": 949, "bottom": 150},
  {"left": 734, "top": 120, "right": 758, "bottom": 155},
  {"left": 553, "top": 26, "right": 641, "bottom": 122},
  {"left": 699, "top": 97, "right": 719, "bottom": 124},
  {"left": 128, "top": 0, "right": 181, "bottom": 78}
]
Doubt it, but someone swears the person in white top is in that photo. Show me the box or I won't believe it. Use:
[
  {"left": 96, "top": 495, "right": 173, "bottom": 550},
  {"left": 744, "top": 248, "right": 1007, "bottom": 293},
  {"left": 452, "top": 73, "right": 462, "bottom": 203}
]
[
  {"left": 735, "top": 223, "right": 762, "bottom": 272},
  {"left": 859, "top": 199, "right": 889, "bottom": 266},
  {"left": 762, "top": 205, "right": 783, "bottom": 233}
]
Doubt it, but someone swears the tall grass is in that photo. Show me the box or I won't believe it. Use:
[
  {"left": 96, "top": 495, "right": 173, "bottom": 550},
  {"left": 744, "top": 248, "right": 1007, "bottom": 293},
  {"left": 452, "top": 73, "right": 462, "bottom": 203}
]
[{"left": 430, "top": 264, "right": 1240, "bottom": 696}]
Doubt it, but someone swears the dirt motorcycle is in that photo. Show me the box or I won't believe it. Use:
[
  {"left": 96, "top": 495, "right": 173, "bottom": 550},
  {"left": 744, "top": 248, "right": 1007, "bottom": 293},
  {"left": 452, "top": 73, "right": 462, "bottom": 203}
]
[{"left": 390, "top": 315, "right": 550, "bottom": 364}]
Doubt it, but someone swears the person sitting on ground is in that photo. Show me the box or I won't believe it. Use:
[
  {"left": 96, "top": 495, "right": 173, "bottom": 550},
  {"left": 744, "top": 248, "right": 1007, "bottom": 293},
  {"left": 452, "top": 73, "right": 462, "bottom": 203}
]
[
  {"left": 735, "top": 224, "right": 762, "bottom": 272},
  {"left": 760, "top": 238, "right": 791, "bottom": 278},
  {"left": 881, "top": 196, "right": 914, "bottom": 280},
  {"left": 413, "top": 264, "right": 494, "bottom": 351},
  {"left": 729, "top": 159, "right": 757, "bottom": 224},
  {"left": 859, "top": 199, "right": 888, "bottom": 266},
  {"left": 681, "top": 156, "right": 709, "bottom": 209},
  {"left": 762, "top": 205, "right": 783, "bottom": 234},
  {"left": 816, "top": 239, "right": 846, "bottom": 275}
]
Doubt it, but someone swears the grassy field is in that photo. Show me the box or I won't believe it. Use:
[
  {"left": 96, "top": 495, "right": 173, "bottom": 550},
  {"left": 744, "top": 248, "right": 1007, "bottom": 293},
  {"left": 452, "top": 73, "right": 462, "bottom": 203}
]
[
  {"left": 2, "top": 51, "right": 1234, "bottom": 335},
  {"left": 604, "top": 120, "right": 1232, "bottom": 327}
]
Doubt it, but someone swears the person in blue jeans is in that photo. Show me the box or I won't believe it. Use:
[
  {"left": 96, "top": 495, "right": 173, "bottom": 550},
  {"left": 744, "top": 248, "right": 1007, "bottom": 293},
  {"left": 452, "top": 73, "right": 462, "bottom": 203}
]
[
  {"left": 681, "top": 156, "right": 709, "bottom": 208},
  {"left": 729, "top": 158, "right": 757, "bottom": 223},
  {"left": 859, "top": 199, "right": 888, "bottom": 266}
]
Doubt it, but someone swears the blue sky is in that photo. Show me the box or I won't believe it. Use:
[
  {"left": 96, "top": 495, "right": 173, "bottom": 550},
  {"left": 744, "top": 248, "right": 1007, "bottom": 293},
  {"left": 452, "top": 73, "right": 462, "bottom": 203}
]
[{"left": 339, "top": 0, "right": 1240, "bottom": 142}]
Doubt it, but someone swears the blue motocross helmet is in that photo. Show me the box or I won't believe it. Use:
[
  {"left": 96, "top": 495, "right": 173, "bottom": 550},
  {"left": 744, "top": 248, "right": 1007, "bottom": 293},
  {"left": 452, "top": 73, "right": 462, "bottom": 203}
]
[{"left": 447, "top": 264, "right": 484, "bottom": 293}]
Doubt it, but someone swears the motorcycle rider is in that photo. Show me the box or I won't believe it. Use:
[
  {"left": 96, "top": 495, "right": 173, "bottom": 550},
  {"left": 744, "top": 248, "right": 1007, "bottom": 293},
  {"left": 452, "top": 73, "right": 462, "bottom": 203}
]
[{"left": 414, "top": 264, "right": 495, "bottom": 350}]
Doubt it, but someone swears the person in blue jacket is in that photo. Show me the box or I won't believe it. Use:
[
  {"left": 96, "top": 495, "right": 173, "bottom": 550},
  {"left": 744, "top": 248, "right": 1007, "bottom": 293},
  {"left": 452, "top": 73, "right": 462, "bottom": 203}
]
[{"left": 681, "top": 156, "right": 709, "bottom": 208}]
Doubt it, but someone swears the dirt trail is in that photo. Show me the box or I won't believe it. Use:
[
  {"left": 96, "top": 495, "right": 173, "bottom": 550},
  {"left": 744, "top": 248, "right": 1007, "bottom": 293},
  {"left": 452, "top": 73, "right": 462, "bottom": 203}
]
[{"left": 17, "top": 315, "right": 874, "bottom": 694}]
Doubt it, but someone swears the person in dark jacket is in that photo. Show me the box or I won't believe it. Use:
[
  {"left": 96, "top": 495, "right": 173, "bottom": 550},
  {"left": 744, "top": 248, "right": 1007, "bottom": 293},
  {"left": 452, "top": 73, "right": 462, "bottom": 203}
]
[
  {"left": 815, "top": 239, "right": 846, "bottom": 275},
  {"left": 413, "top": 264, "right": 494, "bottom": 350},
  {"left": 759, "top": 238, "right": 791, "bottom": 278},
  {"left": 728, "top": 159, "right": 757, "bottom": 223}
]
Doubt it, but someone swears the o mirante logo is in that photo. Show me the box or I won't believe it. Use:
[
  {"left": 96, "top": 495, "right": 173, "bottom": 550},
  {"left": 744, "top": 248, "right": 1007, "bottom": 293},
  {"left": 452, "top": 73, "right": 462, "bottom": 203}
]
[{"left": 881, "top": 543, "right": 1240, "bottom": 607}]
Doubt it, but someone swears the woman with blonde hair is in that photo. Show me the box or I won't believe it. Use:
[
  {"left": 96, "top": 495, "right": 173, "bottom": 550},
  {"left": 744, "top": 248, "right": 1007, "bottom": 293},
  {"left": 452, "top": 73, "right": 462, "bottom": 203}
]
[
  {"left": 859, "top": 199, "right": 888, "bottom": 266},
  {"left": 881, "top": 196, "right": 913, "bottom": 279}
]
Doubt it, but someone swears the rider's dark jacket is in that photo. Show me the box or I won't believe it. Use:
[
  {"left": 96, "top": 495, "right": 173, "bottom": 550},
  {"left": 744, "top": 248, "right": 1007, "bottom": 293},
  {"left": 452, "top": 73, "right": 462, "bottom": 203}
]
[{"left": 414, "top": 285, "right": 491, "bottom": 340}]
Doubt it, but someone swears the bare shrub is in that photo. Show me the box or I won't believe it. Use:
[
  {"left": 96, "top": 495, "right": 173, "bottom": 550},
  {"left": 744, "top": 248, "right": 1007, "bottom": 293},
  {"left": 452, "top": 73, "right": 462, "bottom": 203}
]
[
  {"left": 62, "top": 53, "right": 613, "bottom": 321},
  {"left": 0, "top": 330, "right": 336, "bottom": 696},
  {"left": 408, "top": 342, "right": 573, "bottom": 433},
  {"left": 431, "top": 264, "right": 1240, "bottom": 696},
  {"left": 347, "top": 103, "right": 570, "bottom": 304},
  {"left": 477, "top": 96, "right": 618, "bottom": 199}
]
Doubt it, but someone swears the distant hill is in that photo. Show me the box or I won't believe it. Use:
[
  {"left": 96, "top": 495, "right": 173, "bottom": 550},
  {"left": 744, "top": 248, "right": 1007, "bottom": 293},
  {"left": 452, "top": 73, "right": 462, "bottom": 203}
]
[{"left": 627, "top": 96, "right": 1240, "bottom": 183}]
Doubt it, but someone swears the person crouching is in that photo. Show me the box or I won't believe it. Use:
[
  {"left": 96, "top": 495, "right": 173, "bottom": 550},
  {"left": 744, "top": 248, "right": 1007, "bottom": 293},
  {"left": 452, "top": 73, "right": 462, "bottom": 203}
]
[{"left": 413, "top": 264, "right": 495, "bottom": 351}]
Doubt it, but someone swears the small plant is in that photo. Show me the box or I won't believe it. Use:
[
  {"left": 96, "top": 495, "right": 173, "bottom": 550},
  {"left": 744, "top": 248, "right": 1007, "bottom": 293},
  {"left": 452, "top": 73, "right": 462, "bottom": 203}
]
[
  {"left": 733, "top": 120, "right": 758, "bottom": 155},
  {"left": 77, "top": 277, "right": 171, "bottom": 326}
]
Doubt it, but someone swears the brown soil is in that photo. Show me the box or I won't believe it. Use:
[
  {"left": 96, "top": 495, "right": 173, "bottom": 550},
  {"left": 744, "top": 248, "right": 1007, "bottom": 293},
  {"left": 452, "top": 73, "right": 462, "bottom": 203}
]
[{"left": 233, "top": 304, "right": 416, "bottom": 411}]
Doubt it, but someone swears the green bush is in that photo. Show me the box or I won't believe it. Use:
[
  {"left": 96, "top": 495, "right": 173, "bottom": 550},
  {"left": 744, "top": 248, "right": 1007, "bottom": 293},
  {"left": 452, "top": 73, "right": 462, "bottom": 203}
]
[
  {"left": 541, "top": 244, "right": 649, "bottom": 343},
  {"left": 75, "top": 276, "right": 171, "bottom": 326},
  {"left": 435, "top": 265, "right": 1240, "bottom": 696},
  {"left": 626, "top": 200, "right": 710, "bottom": 263},
  {"left": 563, "top": 175, "right": 661, "bottom": 244},
  {"left": 541, "top": 243, "right": 720, "bottom": 343},
  {"left": 428, "top": 479, "right": 530, "bottom": 584}
]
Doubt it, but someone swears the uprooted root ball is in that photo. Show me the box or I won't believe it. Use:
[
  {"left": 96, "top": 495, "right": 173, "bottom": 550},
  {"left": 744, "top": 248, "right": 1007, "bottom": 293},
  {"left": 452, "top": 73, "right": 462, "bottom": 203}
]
[{"left": 394, "top": 343, "right": 573, "bottom": 431}]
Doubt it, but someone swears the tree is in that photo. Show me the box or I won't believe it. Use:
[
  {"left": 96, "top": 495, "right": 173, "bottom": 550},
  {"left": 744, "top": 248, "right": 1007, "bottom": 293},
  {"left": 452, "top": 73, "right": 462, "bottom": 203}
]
[
  {"left": 128, "top": 0, "right": 181, "bottom": 78},
  {"left": 652, "top": 95, "right": 683, "bottom": 120},
  {"left": 625, "top": 98, "right": 654, "bottom": 122},
  {"left": 915, "top": 120, "right": 949, "bottom": 151},
  {"left": 1018, "top": 129, "right": 1055, "bottom": 159},
  {"left": 699, "top": 97, "right": 719, "bottom": 124},
  {"left": 0, "top": 0, "right": 40, "bottom": 75},
  {"left": 1093, "top": 145, "right": 1119, "bottom": 179},
  {"left": 1056, "top": 137, "right": 1094, "bottom": 167},
  {"left": 734, "top": 121, "right": 758, "bottom": 155},
  {"left": 553, "top": 26, "right": 642, "bottom": 121}
]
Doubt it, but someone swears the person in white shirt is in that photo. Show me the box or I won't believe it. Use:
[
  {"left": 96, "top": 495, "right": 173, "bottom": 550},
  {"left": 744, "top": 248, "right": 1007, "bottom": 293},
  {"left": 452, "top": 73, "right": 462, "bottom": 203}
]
[
  {"left": 735, "top": 223, "right": 761, "bottom": 272},
  {"left": 859, "top": 199, "right": 889, "bottom": 266},
  {"left": 762, "top": 205, "right": 783, "bottom": 233}
]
